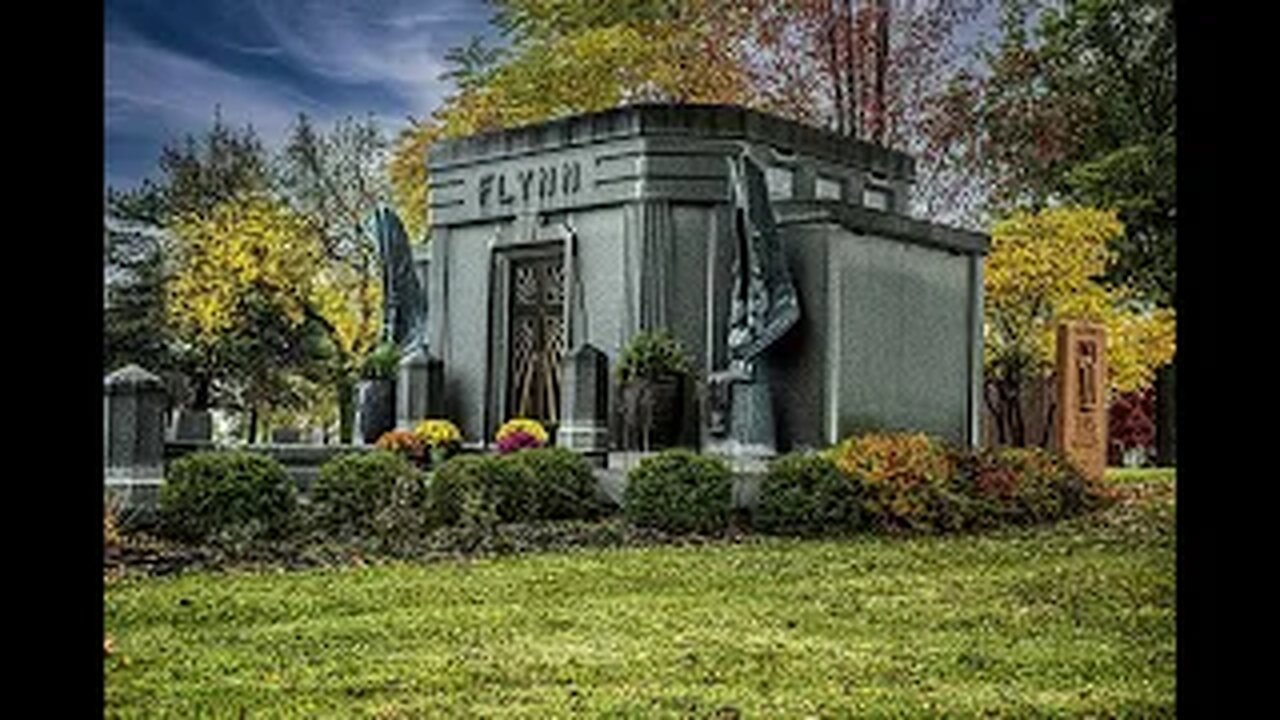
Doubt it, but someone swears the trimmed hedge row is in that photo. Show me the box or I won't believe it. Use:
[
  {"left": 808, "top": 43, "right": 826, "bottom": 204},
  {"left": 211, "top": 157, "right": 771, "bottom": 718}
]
[
  {"left": 623, "top": 434, "right": 1114, "bottom": 537},
  {"left": 155, "top": 447, "right": 604, "bottom": 545},
  {"left": 154, "top": 434, "right": 1114, "bottom": 547}
]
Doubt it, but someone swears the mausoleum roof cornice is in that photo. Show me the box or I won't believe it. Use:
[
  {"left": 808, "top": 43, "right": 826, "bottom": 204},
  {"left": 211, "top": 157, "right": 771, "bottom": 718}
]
[
  {"left": 775, "top": 200, "right": 991, "bottom": 255},
  {"left": 427, "top": 104, "right": 916, "bottom": 181}
]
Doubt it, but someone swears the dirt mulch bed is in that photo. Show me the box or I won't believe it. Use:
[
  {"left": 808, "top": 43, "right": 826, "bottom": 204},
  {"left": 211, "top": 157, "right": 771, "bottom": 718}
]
[{"left": 103, "top": 517, "right": 765, "bottom": 580}]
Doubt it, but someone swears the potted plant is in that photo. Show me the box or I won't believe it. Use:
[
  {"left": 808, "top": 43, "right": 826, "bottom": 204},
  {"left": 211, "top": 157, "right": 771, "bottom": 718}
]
[
  {"left": 495, "top": 418, "right": 550, "bottom": 455},
  {"left": 413, "top": 418, "right": 463, "bottom": 469},
  {"left": 374, "top": 429, "right": 426, "bottom": 466},
  {"left": 616, "top": 330, "right": 691, "bottom": 451},
  {"left": 357, "top": 342, "right": 400, "bottom": 444}
]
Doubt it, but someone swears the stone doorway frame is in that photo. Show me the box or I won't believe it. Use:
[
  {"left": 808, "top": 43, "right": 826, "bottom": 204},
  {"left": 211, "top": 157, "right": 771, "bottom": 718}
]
[{"left": 485, "top": 221, "right": 571, "bottom": 442}]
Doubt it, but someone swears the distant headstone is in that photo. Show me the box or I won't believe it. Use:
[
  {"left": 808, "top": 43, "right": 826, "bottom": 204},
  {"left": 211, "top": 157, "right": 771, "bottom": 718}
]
[
  {"left": 396, "top": 346, "right": 444, "bottom": 429},
  {"left": 357, "top": 378, "right": 396, "bottom": 444},
  {"left": 104, "top": 365, "right": 166, "bottom": 510},
  {"left": 270, "top": 427, "right": 303, "bottom": 444},
  {"left": 172, "top": 408, "right": 212, "bottom": 441},
  {"left": 558, "top": 344, "right": 609, "bottom": 458},
  {"left": 1055, "top": 321, "right": 1108, "bottom": 482}
]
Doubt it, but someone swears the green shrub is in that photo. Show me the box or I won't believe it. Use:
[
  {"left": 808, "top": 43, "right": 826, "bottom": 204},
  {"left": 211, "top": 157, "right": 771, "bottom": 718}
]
[
  {"left": 616, "top": 329, "right": 691, "bottom": 384},
  {"left": 158, "top": 451, "right": 298, "bottom": 543},
  {"left": 312, "top": 451, "right": 427, "bottom": 538},
  {"left": 624, "top": 449, "right": 732, "bottom": 534},
  {"left": 755, "top": 452, "right": 862, "bottom": 536},
  {"left": 829, "top": 433, "right": 973, "bottom": 534},
  {"left": 360, "top": 341, "right": 401, "bottom": 380},
  {"left": 505, "top": 447, "right": 602, "bottom": 520},
  {"left": 426, "top": 454, "right": 537, "bottom": 528},
  {"left": 957, "top": 446, "right": 1108, "bottom": 526}
]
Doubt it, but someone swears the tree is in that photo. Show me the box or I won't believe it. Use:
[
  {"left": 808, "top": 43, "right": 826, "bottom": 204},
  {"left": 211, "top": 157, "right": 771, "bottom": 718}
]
[
  {"left": 103, "top": 214, "right": 173, "bottom": 375},
  {"left": 275, "top": 113, "right": 389, "bottom": 442},
  {"left": 927, "top": 0, "right": 1175, "bottom": 305},
  {"left": 166, "top": 194, "right": 332, "bottom": 428},
  {"left": 983, "top": 206, "right": 1175, "bottom": 447},
  {"left": 106, "top": 112, "right": 277, "bottom": 409}
]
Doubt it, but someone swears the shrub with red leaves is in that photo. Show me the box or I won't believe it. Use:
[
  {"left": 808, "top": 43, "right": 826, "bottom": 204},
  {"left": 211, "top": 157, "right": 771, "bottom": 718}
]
[{"left": 1109, "top": 388, "right": 1155, "bottom": 466}]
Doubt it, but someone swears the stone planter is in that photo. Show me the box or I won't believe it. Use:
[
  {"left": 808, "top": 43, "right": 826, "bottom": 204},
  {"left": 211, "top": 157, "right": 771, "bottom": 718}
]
[
  {"left": 357, "top": 378, "right": 396, "bottom": 444},
  {"left": 622, "top": 375, "right": 684, "bottom": 450}
]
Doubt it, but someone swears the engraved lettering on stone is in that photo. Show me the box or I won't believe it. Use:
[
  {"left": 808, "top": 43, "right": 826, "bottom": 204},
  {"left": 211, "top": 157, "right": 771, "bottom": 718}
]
[
  {"left": 561, "top": 162, "right": 581, "bottom": 195},
  {"left": 518, "top": 169, "right": 535, "bottom": 202},
  {"left": 539, "top": 166, "right": 557, "bottom": 199},
  {"left": 480, "top": 161, "right": 582, "bottom": 211},
  {"left": 498, "top": 174, "right": 515, "bottom": 205}
]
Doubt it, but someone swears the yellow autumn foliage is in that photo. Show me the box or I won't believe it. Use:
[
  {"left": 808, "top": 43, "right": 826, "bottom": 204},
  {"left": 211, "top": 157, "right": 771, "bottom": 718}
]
[
  {"left": 168, "top": 195, "right": 322, "bottom": 342},
  {"left": 389, "top": 9, "right": 749, "bottom": 241},
  {"left": 168, "top": 195, "right": 380, "bottom": 364},
  {"left": 985, "top": 206, "right": 1176, "bottom": 394}
]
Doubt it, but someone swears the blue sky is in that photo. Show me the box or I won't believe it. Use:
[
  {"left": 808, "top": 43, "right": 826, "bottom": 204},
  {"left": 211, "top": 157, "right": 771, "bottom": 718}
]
[
  {"left": 105, "top": 0, "right": 497, "bottom": 191},
  {"left": 105, "top": 1, "right": 999, "bottom": 193}
]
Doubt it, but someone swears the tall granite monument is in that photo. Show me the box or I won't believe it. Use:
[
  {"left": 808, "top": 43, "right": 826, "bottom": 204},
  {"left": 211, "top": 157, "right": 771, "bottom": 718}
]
[{"left": 1055, "top": 321, "right": 1108, "bottom": 481}]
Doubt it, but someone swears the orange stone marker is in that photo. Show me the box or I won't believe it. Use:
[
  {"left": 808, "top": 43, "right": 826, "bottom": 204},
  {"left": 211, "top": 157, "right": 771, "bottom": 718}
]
[{"left": 1055, "top": 321, "right": 1108, "bottom": 482}]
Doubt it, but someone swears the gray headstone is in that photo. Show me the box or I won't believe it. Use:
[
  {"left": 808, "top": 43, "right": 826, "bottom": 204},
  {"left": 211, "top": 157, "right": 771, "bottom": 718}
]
[
  {"left": 396, "top": 346, "right": 444, "bottom": 428},
  {"left": 172, "top": 408, "right": 213, "bottom": 441},
  {"left": 104, "top": 365, "right": 167, "bottom": 510},
  {"left": 270, "top": 427, "right": 303, "bottom": 444},
  {"left": 558, "top": 344, "right": 610, "bottom": 454},
  {"left": 356, "top": 378, "right": 396, "bottom": 444}
]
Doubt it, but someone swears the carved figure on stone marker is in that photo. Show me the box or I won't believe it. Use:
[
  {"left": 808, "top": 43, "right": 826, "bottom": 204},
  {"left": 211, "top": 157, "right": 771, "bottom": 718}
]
[{"left": 1077, "top": 340, "right": 1098, "bottom": 410}]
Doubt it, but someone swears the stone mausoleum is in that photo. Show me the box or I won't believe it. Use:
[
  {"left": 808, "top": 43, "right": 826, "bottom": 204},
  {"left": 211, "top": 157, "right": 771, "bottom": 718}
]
[{"left": 418, "top": 104, "right": 988, "bottom": 454}]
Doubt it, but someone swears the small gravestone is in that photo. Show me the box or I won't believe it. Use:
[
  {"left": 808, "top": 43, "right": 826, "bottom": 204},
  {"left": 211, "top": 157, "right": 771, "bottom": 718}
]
[
  {"left": 558, "top": 344, "right": 609, "bottom": 461},
  {"left": 396, "top": 346, "right": 444, "bottom": 428},
  {"left": 1055, "top": 321, "right": 1108, "bottom": 482},
  {"left": 172, "top": 407, "right": 212, "bottom": 441},
  {"left": 270, "top": 427, "right": 303, "bottom": 444},
  {"left": 104, "top": 365, "right": 167, "bottom": 511},
  {"left": 357, "top": 378, "right": 396, "bottom": 444}
]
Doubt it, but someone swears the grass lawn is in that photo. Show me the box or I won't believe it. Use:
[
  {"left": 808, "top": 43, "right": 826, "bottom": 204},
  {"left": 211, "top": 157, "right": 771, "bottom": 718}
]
[{"left": 104, "top": 475, "right": 1174, "bottom": 718}]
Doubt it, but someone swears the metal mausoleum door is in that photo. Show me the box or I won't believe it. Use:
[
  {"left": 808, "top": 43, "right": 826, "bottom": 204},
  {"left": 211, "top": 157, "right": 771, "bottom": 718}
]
[{"left": 508, "top": 253, "right": 566, "bottom": 424}]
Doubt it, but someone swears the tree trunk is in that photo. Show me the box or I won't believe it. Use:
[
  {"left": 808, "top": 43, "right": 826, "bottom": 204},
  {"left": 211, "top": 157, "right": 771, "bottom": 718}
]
[
  {"left": 337, "top": 375, "right": 356, "bottom": 445},
  {"left": 984, "top": 379, "right": 1006, "bottom": 445},
  {"left": 248, "top": 405, "right": 259, "bottom": 444},
  {"left": 192, "top": 374, "right": 212, "bottom": 411},
  {"left": 1010, "top": 386, "right": 1025, "bottom": 447},
  {"left": 1041, "top": 399, "right": 1056, "bottom": 450}
]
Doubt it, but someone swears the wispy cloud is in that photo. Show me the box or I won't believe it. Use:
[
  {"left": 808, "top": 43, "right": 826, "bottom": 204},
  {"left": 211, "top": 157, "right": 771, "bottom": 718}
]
[
  {"left": 249, "top": 0, "right": 469, "bottom": 114},
  {"left": 107, "top": 34, "right": 323, "bottom": 139},
  {"left": 104, "top": 1, "right": 492, "bottom": 189}
]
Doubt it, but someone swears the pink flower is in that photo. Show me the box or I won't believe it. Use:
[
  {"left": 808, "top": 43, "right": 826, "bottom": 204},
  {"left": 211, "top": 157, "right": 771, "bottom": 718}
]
[{"left": 496, "top": 429, "right": 543, "bottom": 455}]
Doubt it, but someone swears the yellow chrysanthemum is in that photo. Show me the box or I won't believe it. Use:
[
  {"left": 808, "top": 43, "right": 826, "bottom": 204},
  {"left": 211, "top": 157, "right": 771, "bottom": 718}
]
[{"left": 413, "top": 419, "right": 463, "bottom": 448}]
